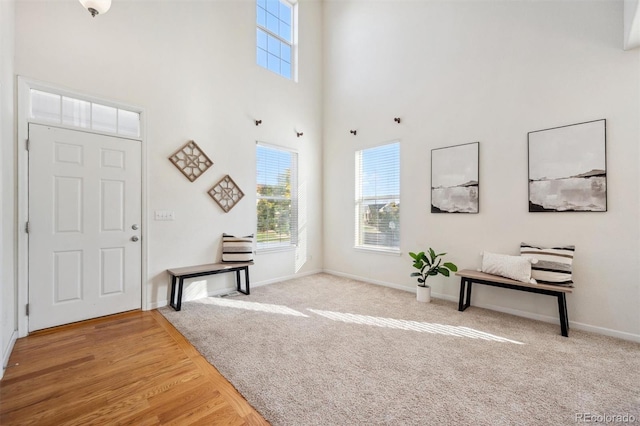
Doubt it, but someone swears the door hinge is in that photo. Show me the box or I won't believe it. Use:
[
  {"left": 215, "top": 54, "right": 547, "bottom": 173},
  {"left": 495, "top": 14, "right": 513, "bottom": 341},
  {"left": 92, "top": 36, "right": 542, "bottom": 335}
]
[
  {"left": 26, "top": 139, "right": 30, "bottom": 151},
  {"left": 26, "top": 304, "right": 29, "bottom": 316},
  {"left": 25, "top": 221, "right": 30, "bottom": 233}
]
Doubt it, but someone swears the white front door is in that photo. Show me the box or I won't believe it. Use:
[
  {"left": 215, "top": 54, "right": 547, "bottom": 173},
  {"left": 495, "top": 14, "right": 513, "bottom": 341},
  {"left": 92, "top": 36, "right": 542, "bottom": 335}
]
[{"left": 28, "top": 124, "right": 142, "bottom": 331}]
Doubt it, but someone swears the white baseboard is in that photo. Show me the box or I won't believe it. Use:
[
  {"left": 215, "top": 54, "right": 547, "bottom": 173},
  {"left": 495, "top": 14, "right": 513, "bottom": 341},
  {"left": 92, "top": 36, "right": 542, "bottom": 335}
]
[
  {"left": 148, "top": 269, "right": 324, "bottom": 311},
  {"left": 323, "top": 269, "right": 640, "bottom": 343},
  {"left": 570, "top": 323, "right": 640, "bottom": 342},
  {"left": 323, "top": 269, "right": 416, "bottom": 293},
  {"left": 252, "top": 269, "right": 324, "bottom": 288},
  {"left": 471, "top": 300, "right": 640, "bottom": 343},
  {"left": 149, "top": 268, "right": 640, "bottom": 343},
  {"left": 147, "top": 300, "right": 167, "bottom": 310},
  {"left": 1, "top": 330, "right": 18, "bottom": 380}
]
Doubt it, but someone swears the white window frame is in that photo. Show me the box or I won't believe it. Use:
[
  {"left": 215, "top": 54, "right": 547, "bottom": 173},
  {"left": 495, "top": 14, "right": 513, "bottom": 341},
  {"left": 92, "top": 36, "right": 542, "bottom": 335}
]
[
  {"left": 256, "top": 0, "right": 298, "bottom": 81},
  {"left": 256, "top": 142, "right": 298, "bottom": 252},
  {"left": 354, "top": 141, "right": 401, "bottom": 254},
  {"left": 26, "top": 85, "right": 143, "bottom": 141}
]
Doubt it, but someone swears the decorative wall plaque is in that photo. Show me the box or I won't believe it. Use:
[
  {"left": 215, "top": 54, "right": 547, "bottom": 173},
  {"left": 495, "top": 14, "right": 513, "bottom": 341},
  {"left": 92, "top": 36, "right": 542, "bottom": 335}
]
[
  {"left": 169, "top": 140, "right": 213, "bottom": 182},
  {"left": 208, "top": 175, "right": 245, "bottom": 213}
]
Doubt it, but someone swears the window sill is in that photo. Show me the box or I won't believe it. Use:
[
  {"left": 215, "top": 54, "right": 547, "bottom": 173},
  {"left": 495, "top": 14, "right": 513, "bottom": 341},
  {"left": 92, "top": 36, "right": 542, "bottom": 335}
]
[
  {"left": 256, "top": 245, "right": 297, "bottom": 255},
  {"left": 353, "top": 246, "right": 402, "bottom": 256}
]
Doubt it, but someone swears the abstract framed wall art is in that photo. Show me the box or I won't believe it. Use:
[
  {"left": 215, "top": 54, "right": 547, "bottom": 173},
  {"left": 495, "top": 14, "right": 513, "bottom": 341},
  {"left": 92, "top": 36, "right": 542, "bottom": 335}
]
[
  {"left": 431, "top": 142, "right": 479, "bottom": 213},
  {"left": 528, "top": 119, "right": 606, "bottom": 212}
]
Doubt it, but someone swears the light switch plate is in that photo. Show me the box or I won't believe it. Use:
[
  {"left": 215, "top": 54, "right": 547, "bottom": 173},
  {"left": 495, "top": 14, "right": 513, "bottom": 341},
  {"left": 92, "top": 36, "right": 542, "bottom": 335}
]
[{"left": 154, "top": 210, "right": 175, "bottom": 221}]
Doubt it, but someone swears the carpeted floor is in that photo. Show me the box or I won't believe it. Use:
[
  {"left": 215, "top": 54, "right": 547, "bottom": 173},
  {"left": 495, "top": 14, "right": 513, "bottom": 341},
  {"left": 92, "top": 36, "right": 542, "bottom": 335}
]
[{"left": 160, "top": 273, "right": 640, "bottom": 426}]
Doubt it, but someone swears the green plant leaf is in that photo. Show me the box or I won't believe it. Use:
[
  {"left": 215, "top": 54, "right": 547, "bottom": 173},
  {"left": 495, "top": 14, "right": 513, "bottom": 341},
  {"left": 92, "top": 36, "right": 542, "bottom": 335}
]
[
  {"left": 411, "top": 247, "right": 456, "bottom": 280},
  {"left": 438, "top": 267, "right": 450, "bottom": 276},
  {"left": 428, "top": 248, "right": 436, "bottom": 262},
  {"left": 443, "top": 262, "right": 458, "bottom": 272},
  {"left": 434, "top": 259, "right": 441, "bottom": 267}
]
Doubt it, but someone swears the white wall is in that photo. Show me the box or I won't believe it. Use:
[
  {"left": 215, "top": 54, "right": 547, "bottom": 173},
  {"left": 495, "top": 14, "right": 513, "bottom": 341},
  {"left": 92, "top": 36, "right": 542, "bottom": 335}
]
[
  {"left": 8, "top": 0, "right": 640, "bottom": 343},
  {"left": 14, "top": 0, "right": 324, "bottom": 311},
  {"left": 1, "top": 0, "right": 16, "bottom": 376},
  {"left": 323, "top": 0, "right": 640, "bottom": 339}
]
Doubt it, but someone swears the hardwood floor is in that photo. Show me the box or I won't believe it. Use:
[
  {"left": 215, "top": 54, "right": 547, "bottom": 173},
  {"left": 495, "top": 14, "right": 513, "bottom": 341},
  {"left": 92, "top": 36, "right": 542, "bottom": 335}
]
[{"left": 0, "top": 310, "right": 269, "bottom": 425}]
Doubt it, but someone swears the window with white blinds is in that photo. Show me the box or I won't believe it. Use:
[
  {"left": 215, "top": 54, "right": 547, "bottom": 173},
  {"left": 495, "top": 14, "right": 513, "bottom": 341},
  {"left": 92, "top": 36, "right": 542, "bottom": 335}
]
[
  {"left": 256, "top": 143, "right": 298, "bottom": 249},
  {"left": 355, "top": 142, "right": 400, "bottom": 251}
]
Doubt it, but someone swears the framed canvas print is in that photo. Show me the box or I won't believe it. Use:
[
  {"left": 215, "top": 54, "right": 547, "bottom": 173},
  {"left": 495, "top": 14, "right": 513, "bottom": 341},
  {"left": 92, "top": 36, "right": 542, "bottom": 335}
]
[
  {"left": 431, "top": 142, "right": 479, "bottom": 213},
  {"left": 528, "top": 119, "right": 606, "bottom": 212}
]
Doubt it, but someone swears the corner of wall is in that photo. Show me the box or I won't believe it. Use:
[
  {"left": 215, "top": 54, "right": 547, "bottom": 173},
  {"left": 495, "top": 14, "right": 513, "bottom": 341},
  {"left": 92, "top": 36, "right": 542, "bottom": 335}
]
[
  {"left": 0, "top": 0, "right": 16, "bottom": 374},
  {"left": 624, "top": 0, "right": 640, "bottom": 50}
]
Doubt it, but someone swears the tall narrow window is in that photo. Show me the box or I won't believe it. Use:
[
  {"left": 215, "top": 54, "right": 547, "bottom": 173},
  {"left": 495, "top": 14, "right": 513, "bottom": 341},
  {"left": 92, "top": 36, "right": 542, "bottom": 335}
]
[
  {"left": 256, "top": 143, "right": 298, "bottom": 249},
  {"left": 256, "top": 0, "right": 294, "bottom": 79},
  {"left": 355, "top": 142, "right": 401, "bottom": 251}
]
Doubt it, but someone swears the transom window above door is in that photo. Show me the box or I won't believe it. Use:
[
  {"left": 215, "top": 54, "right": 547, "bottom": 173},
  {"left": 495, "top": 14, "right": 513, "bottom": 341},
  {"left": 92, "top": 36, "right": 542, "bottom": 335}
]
[{"left": 29, "top": 89, "right": 141, "bottom": 139}]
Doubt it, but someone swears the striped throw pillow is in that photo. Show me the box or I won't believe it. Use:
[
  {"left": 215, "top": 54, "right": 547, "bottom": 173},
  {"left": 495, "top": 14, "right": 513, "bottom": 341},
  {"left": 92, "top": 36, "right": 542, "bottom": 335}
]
[
  {"left": 221, "top": 234, "right": 254, "bottom": 262},
  {"left": 520, "top": 243, "right": 574, "bottom": 287}
]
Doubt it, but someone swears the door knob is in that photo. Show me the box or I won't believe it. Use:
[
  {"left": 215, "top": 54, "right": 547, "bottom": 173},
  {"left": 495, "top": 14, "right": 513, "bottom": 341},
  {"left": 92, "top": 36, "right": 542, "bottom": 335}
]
[
  {"left": 132, "top": 224, "right": 139, "bottom": 230},
  {"left": 131, "top": 236, "right": 139, "bottom": 242}
]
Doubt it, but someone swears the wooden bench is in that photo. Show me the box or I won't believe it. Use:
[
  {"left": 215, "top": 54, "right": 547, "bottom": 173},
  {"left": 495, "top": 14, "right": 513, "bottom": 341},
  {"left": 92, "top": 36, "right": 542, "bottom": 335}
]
[
  {"left": 167, "top": 262, "right": 253, "bottom": 311},
  {"left": 455, "top": 269, "right": 573, "bottom": 337}
]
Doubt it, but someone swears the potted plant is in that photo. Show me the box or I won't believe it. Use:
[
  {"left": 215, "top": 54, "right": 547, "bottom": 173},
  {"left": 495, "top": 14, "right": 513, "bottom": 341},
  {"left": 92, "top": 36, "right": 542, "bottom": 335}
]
[{"left": 409, "top": 249, "right": 458, "bottom": 303}]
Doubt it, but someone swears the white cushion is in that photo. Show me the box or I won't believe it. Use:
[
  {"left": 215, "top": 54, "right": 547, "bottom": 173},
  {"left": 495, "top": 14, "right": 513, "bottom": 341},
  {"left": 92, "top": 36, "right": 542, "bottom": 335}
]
[{"left": 481, "top": 252, "right": 537, "bottom": 284}]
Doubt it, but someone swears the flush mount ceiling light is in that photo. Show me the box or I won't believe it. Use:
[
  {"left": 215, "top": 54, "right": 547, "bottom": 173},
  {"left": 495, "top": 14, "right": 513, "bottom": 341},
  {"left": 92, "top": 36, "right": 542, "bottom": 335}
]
[{"left": 79, "top": 0, "right": 112, "bottom": 17}]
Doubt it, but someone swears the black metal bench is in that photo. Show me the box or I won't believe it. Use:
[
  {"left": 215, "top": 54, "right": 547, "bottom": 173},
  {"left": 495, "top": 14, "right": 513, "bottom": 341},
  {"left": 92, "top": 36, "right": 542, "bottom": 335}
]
[
  {"left": 455, "top": 269, "right": 573, "bottom": 337},
  {"left": 167, "top": 262, "right": 253, "bottom": 311}
]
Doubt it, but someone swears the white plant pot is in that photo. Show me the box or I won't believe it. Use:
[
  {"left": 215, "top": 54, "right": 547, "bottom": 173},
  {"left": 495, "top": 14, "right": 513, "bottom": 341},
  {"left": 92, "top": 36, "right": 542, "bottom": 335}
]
[{"left": 416, "top": 285, "right": 431, "bottom": 303}]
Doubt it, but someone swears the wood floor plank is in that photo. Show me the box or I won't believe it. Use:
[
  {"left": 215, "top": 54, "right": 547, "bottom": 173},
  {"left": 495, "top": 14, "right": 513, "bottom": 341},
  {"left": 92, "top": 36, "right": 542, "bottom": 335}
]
[
  {"left": 0, "top": 355, "right": 95, "bottom": 387},
  {"left": 171, "top": 401, "right": 248, "bottom": 426},
  {"left": 149, "top": 310, "right": 266, "bottom": 422},
  {"left": 0, "top": 310, "right": 269, "bottom": 425}
]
